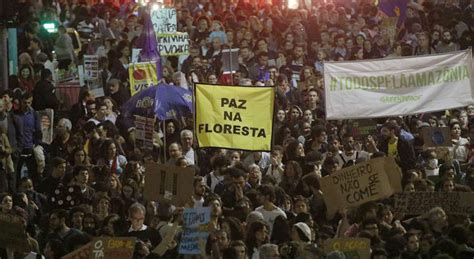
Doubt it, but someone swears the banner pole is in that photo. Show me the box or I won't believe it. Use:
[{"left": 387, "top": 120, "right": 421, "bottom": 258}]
[{"left": 163, "top": 120, "right": 167, "bottom": 163}]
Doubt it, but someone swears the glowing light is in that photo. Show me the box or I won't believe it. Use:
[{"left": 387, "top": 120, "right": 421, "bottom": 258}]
[
  {"left": 288, "top": 0, "right": 299, "bottom": 9},
  {"left": 151, "top": 3, "right": 160, "bottom": 11}
]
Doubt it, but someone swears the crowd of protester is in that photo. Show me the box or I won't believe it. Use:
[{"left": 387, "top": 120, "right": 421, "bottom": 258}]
[{"left": 1, "top": 0, "right": 474, "bottom": 258}]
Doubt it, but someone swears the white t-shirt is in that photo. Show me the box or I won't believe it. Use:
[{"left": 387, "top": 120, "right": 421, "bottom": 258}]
[
  {"left": 255, "top": 205, "right": 286, "bottom": 234},
  {"left": 336, "top": 150, "right": 370, "bottom": 167},
  {"left": 204, "top": 171, "right": 224, "bottom": 192}
]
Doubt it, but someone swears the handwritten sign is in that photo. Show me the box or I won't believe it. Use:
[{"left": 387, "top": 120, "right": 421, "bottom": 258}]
[
  {"left": 394, "top": 192, "right": 474, "bottom": 215},
  {"left": 144, "top": 163, "right": 194, "bottom": 206},
  {"left": 158, "top": 33, "right": 189, "bottom": 56},
  {"left": 134, "top": 115, "right": 155, "bottom": 149},
  {"left": 91, "top": 237, "right": 135, "bottom": 259},
  {"left": 151, "top": 8, "right": 177, "bottom": 34},
  {"left": 179, "top": 228, "right": 209, "bottom": 255},
  {"left": 323, "top": 238, "right": 371, "bottom": 259},
  {"left": 179, "top": 207, "right": 211, "bottom": 255},
  {"left": 62, "top": 242, "right": 92, "bottom": 259},
  {"left": 83, "top": 55, "right": 104, "bottom": 97},
  {"left": 320, "top": 157, "right": 402, "bottom": 217},
  {"left": 0, "top": 212, "right": 30, "bottom": 252},
  {"left": 348, "top": 119, "right": 378, "bottom": 141},
  {"left": 420, "top": 127, "right": 451, "bottom": 148},
  {"left": 183, "top": 207, "right": 211, "bottom": 228}
]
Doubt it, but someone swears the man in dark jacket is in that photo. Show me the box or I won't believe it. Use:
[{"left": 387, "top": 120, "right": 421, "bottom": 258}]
[{"left": 33, "top": 68, "right": 59, "bottom": 111}]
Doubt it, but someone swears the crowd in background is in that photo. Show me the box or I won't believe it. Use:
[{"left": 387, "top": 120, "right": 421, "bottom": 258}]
[{"left": 1, "top": 0, "right": 474, "bottom": 258}]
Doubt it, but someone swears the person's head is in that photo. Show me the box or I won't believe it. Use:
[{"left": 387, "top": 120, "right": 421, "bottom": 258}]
[
  {"left": 442, "top": 30, "right": 453, "bottom": 44},
  {"left": 258, "top": 243, "right": 279, "bottom": 259},
  {"left": 406, "top": 233, "right": 420, "bottom": 252},
  {"left": 256, "top": 184, "right": 275, "bottom": 205},
  {"left": 293, "top": 45, "right": 304, "bottom": 59},
  {"left": 193, "top": 176, "right": 207, "bottom": 197},
  {"left": 18, "top": 177, "right": 34, "bottom": 193},
  {"left": 43, "top": 239, "right": 65, "bottom": 259},
  {"left": 204, "top": 195, "right": 222, "bottom": 218},
  {"left": 107, "top": 79, "right": 121, "bottom": 94},
  {"left": 117, "top": 40, "right": 130, "bottom": 58},
  {"left": 49, "top": 209, "right": 69, "bottom": 231},
  {"left": 291, "top": 222, "right": 312, "bottom": 243},
  {"left": 70, "top": 207, "right": 86, "bottom": 229},
  {"left": 0, "top": 193, "right": 12, "bottom": 212},
  {"left": 20, "top": 92, "right": 33, "bottom": 111},
  {"left": 215, "top": 230, "right": 230, "bottom": 250},
  {"left": 95, "top": 100, "right": 108, "bottom": 120},
  {"left": 180, "top": 129, "right": 193, "bottom": 150},
  {"left": 248, "top": 164, "right": 262, "bottom": 185},
  {"left": 19, "top": 65, "right": 33, "bottom": 80},
  {"left": 381, "top": 121, "right": 399, "bottom": 139},
  {"left": 361, "top": 218, "right": 379, "bottom": 237},
  {"left": 168, "top": 142, "right": 183, "bottom": 159},
  {"left": 283, "top": 160, "right": 303, "bottom": 180},
  {"left": 311, "top": 126, "right": 328, "bottom": 144},
  {"left": 106, "top": 174, "right": 122, "bottom": 192},
  {"left": 230, "top": 240, "right": 247, "bottom": 259},
  {"left": 450, "top": 121, "right": 462, "bottom": 139},
  {"left": 439, "top": 177, "right": 455, "bottom": 192},
  {"left": 128, "top": 202, "right": 146, "bottom": 231},
  {"left": 229, "top": 167, "right": 247, "bottom": 189},
  {"left": 51, "top": 157, "right": 67, "bottom": 178},
  {"left": 428, "top": 207, "right": 448, "bottom": 229},
  {"left": 257, "top": 52, "right": 269, "bottom": 66},
  {"left": 212, "top": 154, "right": 230, "bottom": 174},
  {"left": 73, "top": 165, "right": 89, "bottom": 185}
]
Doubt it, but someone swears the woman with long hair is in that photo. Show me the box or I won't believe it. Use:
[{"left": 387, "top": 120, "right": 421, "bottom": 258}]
[
  {"left": 105, "top": 174, "right": 122, "bottom": 198},
  {"left": 18, "top": 65, "right": 36, "bottom": 93},
  {"left": 97, "top": 139, "right": 128, "bottom": 175},
  {"left": 245, "top": 221, "right": 269, "bottom": 259},
  {"left": 279, "top": 161, "right": 303, "bottom": 197}
]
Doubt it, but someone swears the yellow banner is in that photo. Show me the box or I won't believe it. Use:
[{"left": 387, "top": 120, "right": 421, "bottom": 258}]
[
  {"left": 195, "top": 84, "right": 274, "bottom": 151},
  {"left": 128, "top": 62, "right": 158, "bottom": 96}
]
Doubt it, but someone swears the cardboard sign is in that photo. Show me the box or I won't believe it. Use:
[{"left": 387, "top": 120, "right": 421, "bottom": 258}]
[
  {"left": 83, "top": 55, "right": 104, "bottom": 97},
  {"left": 348, "top": 119, "right": 378, "bottom": 140},
  {"left": 195, "top": 84, "right": 275, "bottom": 151},
  {"left": 179, "top": 207, "right": 211, "bottom": 255},
  {"left": 221, "top": 48, "right": 240, "bottom": 73},
  {"left": 144, "top": 163, "right": 194, "bottom": 206},
  {"left": 420, "top": 127, "right": 451, "bottom": 148},
  {"left": 90, "top": 237, "right": 135, "bottom": 259},
  {"left": 394, "top": 192, "right": 474, "bottom": 215},
  {"left": 134, "top": 115, "right": 155, "bottom": 149},
  {"left": 39, "top": 109, "right": 54, "bottom": 145},
  {"left": 179, "top": 228, "right": 209, "bottom": 255},
  {"left": 320, "top": 157, "right": 402, "bottom": 217},
  {"left": 129, "top": 62, "right": 159, "bottom": 96},
  {"left": 183, "top": 207, "right": 211, "bottom": 229},
  {"left": 151, "top": 8, "right": 177, "bottom": 34},
  {"left": 323, "top": 238, "right": 371, "bottom": 259},
  {"left": 0, "top": 212, "right": 30, "bottom": 252},
  {"left": 62, "top": 242, "right": 93, "bottom": 259},
  {"left": 158, "top": 33, "right": 189, "bottom": 56},
  {"left": 62, "top": 237, "right": 135, "bottom": 259}
]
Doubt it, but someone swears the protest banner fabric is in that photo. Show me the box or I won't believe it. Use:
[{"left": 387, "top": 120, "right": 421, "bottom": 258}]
[
  {"left": 0, "top": 212, "right": 30, "bottom": 252},
  {"left": 320, "top": 157, "right": 402, "bottom": 217},
  {"left": 151, "top": 8, "right": 177, "bottom": 34},
  {"left": 195, "top": 84, "right": 275, "bottom": 151},
  {"left": 158, "top": 33, "right": 189, "bottom": 56},
  {"left": 179, "top": 207, "right": 211, "bottom": 254},
  {"left": 144, "top": 163, "right": 194, "bottom": 206},
  {"left": 394, "top": 192, "right": 474, "bottom": 215},
  {"left": 323, "top": 238, "right": 371, "bottom": 259},
  {"left": 129, "top": 62, "right": 159, "bottom": 96},
  {"left": 420, "top": 127, "right": 451, "bottom": 148},
  {"left": 324, "top": 50, "right": 473, "bottom": 120}
]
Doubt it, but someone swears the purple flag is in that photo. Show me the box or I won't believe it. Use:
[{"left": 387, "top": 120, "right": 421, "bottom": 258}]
[{"left": 135, "top": 13, "right": 162, "bottom": 79}]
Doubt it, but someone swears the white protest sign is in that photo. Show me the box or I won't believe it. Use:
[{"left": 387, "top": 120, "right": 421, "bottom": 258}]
[
  {"left": 324, "top": 50, "right": 473, "bottom": 120},
  {"left": 151, "top": 8, "right": 177, "bottom": 34},
  {"left": 158, "top": 33, "right": 189, "bottom": 56}
]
